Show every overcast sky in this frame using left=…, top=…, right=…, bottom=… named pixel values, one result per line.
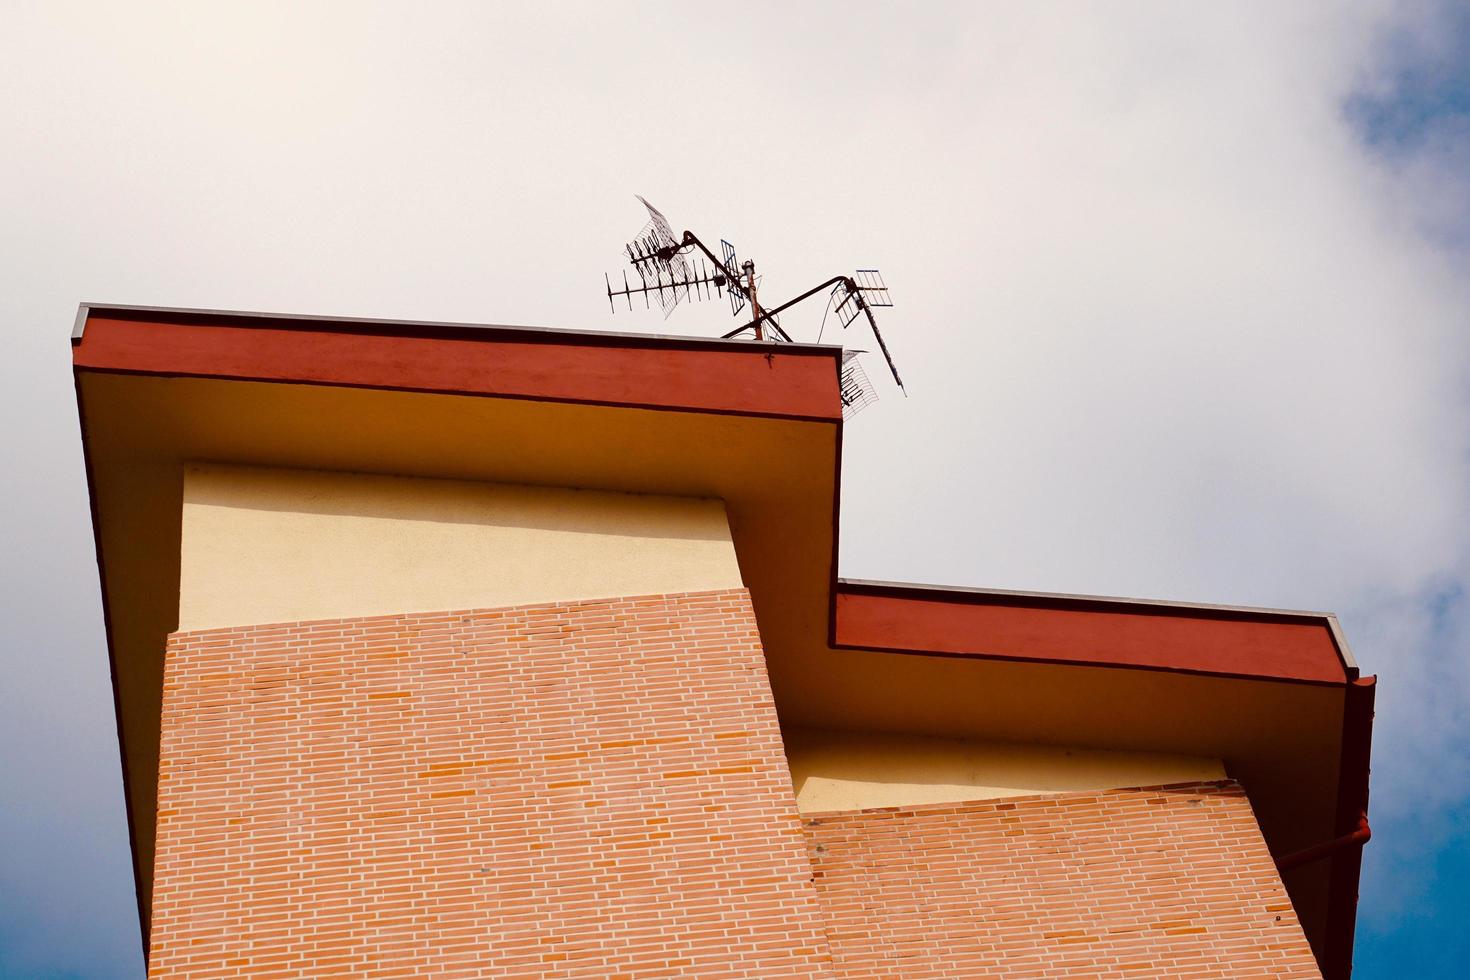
left=3, top=2, right=1469, bottom=976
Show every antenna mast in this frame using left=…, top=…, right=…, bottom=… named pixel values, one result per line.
left=743, top=260, right=762, bottom=341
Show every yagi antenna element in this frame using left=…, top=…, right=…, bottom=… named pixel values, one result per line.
left=602, top=195, right=907, bottom=399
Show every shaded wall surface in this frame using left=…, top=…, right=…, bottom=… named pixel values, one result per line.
left=803, top=782, right=1323, bottom=979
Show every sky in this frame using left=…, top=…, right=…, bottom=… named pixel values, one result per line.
left=1, top=1, right=1468, bottom=976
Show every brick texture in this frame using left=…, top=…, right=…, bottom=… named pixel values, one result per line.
left=151, top=589, right=836, bottom=979
left=803, top=781, right=1322, bottom=979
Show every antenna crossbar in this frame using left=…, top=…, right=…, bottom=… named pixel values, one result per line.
left=722, top=275, right=848, bottom=341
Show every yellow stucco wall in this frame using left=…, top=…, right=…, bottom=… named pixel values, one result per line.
left=786, top=728, right=1225, bottom=813
left=178, top=464, right=743, bottom=631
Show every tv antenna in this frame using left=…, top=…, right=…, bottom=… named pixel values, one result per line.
left=604, top=196, right=905, bottom=417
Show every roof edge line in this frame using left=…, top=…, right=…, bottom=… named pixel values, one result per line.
left=827, top=640, right=1353, bottom=688
left=838, top=576, right=1338, bottom=623
left=71, top=364, right=845, bottom=427
left=74, top=302, right=845, bottom=355
left=71, top=303, right=91, bottom=343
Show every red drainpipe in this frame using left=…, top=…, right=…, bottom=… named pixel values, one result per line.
left=1275, top=813, right=1371, bottom=872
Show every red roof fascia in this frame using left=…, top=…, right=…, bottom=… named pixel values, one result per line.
left=71, top=306, right=843, bottom=422
left=833, top=582, right=1353, bottom=685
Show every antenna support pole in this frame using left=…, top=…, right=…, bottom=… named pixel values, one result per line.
left=673, top=231, right=792, bottom=343
left=744, top=260, right=763, bottom=341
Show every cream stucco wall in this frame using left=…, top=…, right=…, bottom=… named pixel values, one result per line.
left=786, top=728, right=1225, bottom=813
left=178, top=464, right=744, bottom=631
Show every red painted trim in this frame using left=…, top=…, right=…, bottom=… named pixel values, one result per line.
left=834, top=587, right=1349, bottom=685
left=1324, top=676, right=1376, bottom=980
left=72, top=312, right=843, bottom=422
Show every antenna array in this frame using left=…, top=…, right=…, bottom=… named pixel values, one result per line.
left=833, top=269, right=893, bottom=327
left=602, top=196, right=907, bottom=410
left=606, top=260, right=730, bottom=318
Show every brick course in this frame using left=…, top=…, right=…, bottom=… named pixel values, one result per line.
left=803, top=781, right=1322, bottom=979
left=151, top=588, right=836, bottom=979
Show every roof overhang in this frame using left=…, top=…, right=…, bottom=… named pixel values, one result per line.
left=801, top=579, right=1373, bottom=977
left=72, top=303, right=1372, bottom=978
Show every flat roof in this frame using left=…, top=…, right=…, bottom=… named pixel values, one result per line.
left=72, top=303, right=1373, bottom=978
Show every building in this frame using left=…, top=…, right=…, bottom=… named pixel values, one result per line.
left=73, top=303, right=1374, bottom=978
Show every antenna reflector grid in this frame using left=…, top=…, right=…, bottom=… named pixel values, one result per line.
left=832, top=281, right=864, bottom=328
left=839, top=350, right=879, bottom=419
left=623, top=196, right=691, bottom=317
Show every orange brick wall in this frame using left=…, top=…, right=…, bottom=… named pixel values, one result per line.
left=151, top=589, right=836, bottom=979
left=803, top=781, right=1322, bottom=979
